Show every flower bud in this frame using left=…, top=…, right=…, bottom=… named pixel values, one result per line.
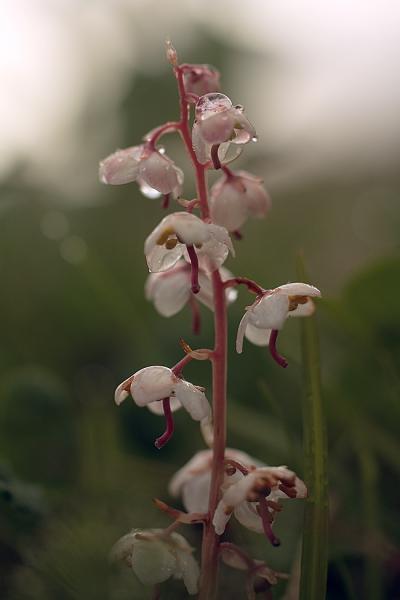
left=184, top=65, right=220, bottom=97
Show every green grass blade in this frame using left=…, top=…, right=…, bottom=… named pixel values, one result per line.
left=298, top=257, right=329, bottom=600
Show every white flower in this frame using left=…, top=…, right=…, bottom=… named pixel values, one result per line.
left=115, top=365, right=210, bottom=423
left=111, top=528, right=200, bottom=595
left=236, top=282, right=321, bottom=354
left=145, top=261, right=237, bottom=318
left=212, top=466, right=307, bottom=542
left=210, top=170, right=271, bottom=232
left=144, top=212, right=234, bottom=274
left=99, top=145, right=183, bottom=198
left=192, top=93, right=256, bottom=166
left=169, top=450, right=306, bottom=546
left=169, top=449, right=262, bottom=514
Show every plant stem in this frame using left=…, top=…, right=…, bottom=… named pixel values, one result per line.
left=199, top=268, right=227, bottom=599
left=174, top=63, right=227, bottom=598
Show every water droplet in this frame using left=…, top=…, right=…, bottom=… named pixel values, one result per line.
left=234, top=104, right=244, bottom=112
left=251, top=136, right=258, bottom=143
left=139, top=181, right=161, bottom=199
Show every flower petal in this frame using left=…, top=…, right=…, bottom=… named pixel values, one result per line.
left=170, top=533, right=200, bottom=595
left=212, top=500, right=233, bottom=535
left=236, top=311, right=251, bottom=354
left=132, top=536, right=176, bottom=585
left=174, top=380, right=211, bottom=421
left=130, top=366, right=175, bottom=406
left=146, top=244, right=184, bottom=273
left=234, top=501, right=264, bottom=533
left=99, top=146, right=142, bottom=185
left=276, top=283, right=321, bottom=297
left=249, top=293, right=289, bottom=330
left=139, top=152, right=183, bottom=195
left=168, top=449, right=213, bottom=498
left=145, top=265, right=191, bottom=317
left=182, top=470, right=211, bottom=514
left=288, top=298, right=316, bottom=318
left=147, top=396, right=182, bottom=415
left=114, top=374, right=135, bottom=405
left=210, top=178, right=248, bottom=231
left=244, top=323, right=271, bottom=347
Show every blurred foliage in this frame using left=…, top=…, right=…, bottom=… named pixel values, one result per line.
left=1, top=35, right=400, bottom=600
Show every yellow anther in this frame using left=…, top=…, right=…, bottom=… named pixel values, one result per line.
left=288, top=295, right=309, bottom=312
left=156, top=226, right=176, bottom=246
left=165, top=237, right=178, bottom=249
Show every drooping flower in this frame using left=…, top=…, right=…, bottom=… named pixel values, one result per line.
left=169, top=448, right=260, bottom=514
left=236, top=282, right=321, bottom=366
left=145, top=261, right=237, bottom=318
left=99, top=145, right=183, bottom=199
left=183, top=65, right=220, bottom=97
left=192, top=93, right=256, bottom=166
left=111, top=528, right=200, bottom=595
left=144, top=212, right=234, bottom=277
left=169, top=450, right=306, bottom=546
left=115, top=365, right=210, bottom=422
left=209, top=170, right=271, bottom=232
left=212, top=465, right=307, bottom=544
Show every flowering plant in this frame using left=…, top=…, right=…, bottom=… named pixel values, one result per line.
left=101, top=42, right=322, bottom=599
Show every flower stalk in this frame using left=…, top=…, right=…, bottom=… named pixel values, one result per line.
left=102, top=42, right=322, bottom=599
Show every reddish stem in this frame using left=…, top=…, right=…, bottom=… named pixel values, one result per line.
left=146, top=121, right=180, bottom=149
left=269, top=329, right=288, bottom=368
left=175, top=62, right=225, bottom=600
left=189, top=295, right=201, bottom=334
left=154, top=398, right=174, bottom=449
left=257, top=496, right=281, bottom=547
left=186, top=244, right=200, bottom=293
left=232, top=229, right=243, bottom=240
left=175, top=65, right=210, bottom=219
left=211, top=144, right=222, bottom=169
left=171, top=353, right=194, bottom=376
left=223, top=277, right=265, bottom=296
left=161, top=193, right=170, bottom=210
left=199, top=269, right=227, bottom=599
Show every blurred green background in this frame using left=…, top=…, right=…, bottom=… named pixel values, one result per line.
left=1, top=3, right=400, bottom=599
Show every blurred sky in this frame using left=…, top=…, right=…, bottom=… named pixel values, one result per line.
left=2, top=0, right=400, bottom=198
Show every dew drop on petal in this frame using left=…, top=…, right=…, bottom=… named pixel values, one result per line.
left=139, top=181, right=162, bottom=199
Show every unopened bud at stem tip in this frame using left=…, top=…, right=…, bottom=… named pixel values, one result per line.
left=165, top=39, right=178, bottom=66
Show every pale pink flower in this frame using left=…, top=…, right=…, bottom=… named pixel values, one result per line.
left=144, top=212, right=234, bottom=274
left=210, top=170, right=271, bottom=232
left=212, top=466, right=307, bottom=544
left=169, top=449, right=306, bottom=546
left=169, top=449, right=262, bottom=514
left=145, top=262, right=237, bottom=318
left=192, top=93, right=256, bottom=165
left=183, top=65, right=220, bottom=97
left=99, top=145, right=183, bottom=198
left=115, top=365, right=210, bottom=423
left=236, top=283, right=321, bottom=356
left=111, top=528, right=200, bottom=595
